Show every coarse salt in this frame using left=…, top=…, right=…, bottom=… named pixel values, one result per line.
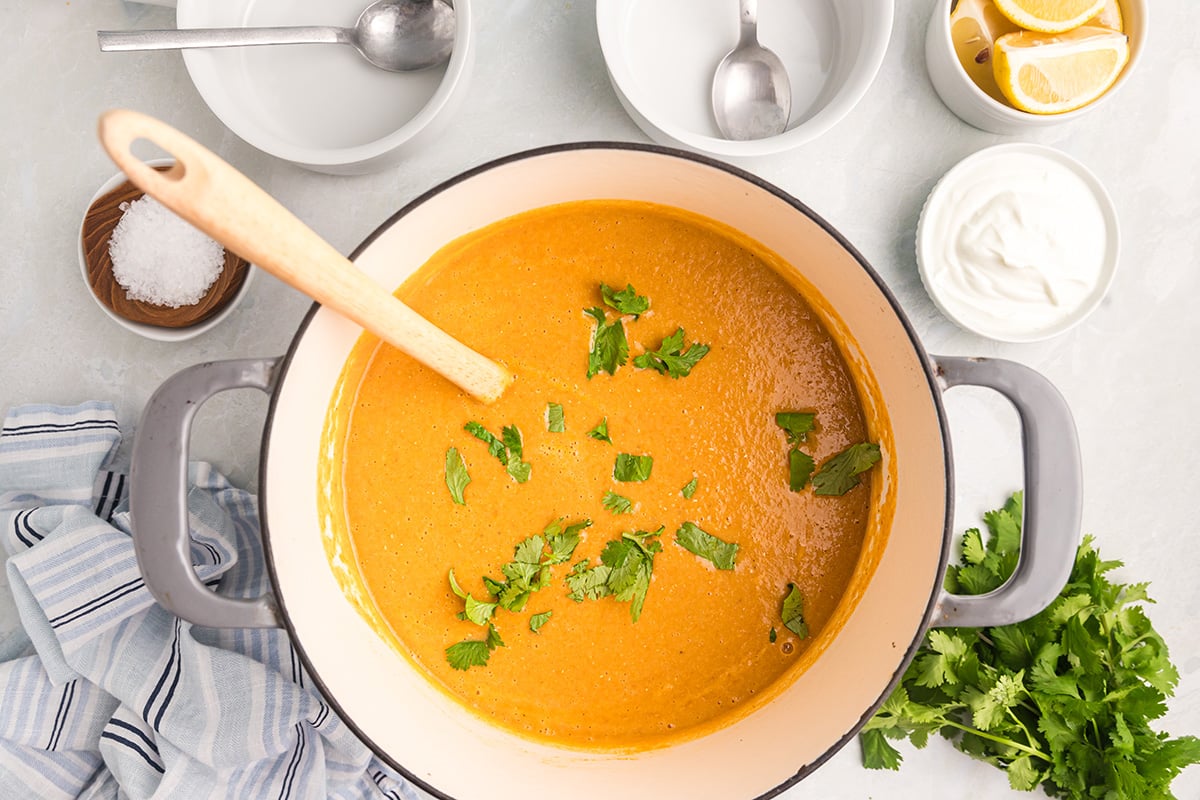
left=108, top=194, right=226, bottom=307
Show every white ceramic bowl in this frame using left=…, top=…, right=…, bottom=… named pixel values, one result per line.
left=915, top=143, right=1120, bottom=342
left=78, top=159, right=255, bottom=342
left=924, top=0, right=1147, bottom=134
left=596, top=0, right=894, bottom=157
left=175, top=0, right=473, bottom=175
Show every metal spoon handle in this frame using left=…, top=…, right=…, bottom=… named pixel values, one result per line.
left=738, top=0, right=759, bottom=43
left=97, top=26, right=348, bottom=53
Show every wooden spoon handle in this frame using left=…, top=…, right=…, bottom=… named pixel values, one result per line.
left=96, top=108, right=512, bottom=404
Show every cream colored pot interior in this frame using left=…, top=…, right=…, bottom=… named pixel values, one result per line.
left=263, top=147, right=949, bottom=799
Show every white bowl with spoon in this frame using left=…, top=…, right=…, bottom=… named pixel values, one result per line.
left=597, top=0, right=894, bottom=157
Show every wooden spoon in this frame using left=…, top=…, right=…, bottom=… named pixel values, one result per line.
left=96, top=108, right=513, bottom=404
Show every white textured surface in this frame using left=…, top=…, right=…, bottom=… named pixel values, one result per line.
left=0, top=1, right=1196, bottom=798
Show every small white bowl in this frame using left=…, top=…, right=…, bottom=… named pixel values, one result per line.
left=596, top=0, right=894, bottom=157
left=78, top=160, right=255, bottom=342
left=175, top=0, right=473, bottom=175
left=915, top=143, right=1120, bottom=343
left=924, top=0, right=1147, bottom=135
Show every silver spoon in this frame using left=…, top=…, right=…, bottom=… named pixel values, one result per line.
left=97, top=0, right=455, bottom=73
left=711, top=0, right=792, bottom=140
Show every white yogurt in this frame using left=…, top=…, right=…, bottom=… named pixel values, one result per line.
left=917, top=144, right=1119, bottom=342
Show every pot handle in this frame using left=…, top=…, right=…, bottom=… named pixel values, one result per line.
left=928, top=356, right=1082, bottom=629
left=130, top=358, right=282, bottom=628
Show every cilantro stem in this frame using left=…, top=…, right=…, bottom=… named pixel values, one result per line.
left=1005, top=707, right=1040, bottom=752
left=939, top=719, right=1049, bottom=762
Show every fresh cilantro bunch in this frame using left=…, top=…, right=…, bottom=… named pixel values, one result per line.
left=860, top=493, right=1200, bottom=797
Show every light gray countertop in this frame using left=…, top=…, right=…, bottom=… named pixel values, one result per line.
left=1, top=1, right=1196, bottom=797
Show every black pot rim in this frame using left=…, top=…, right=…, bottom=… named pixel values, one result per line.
left=258, top=140, right=955, bottom=800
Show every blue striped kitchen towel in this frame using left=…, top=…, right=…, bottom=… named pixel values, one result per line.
left=0, top=402, right=420, bottom=800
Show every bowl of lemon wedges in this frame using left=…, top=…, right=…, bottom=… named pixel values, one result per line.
left=925, top=0, right=1145, bottom=134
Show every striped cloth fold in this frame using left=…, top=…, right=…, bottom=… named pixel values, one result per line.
left=0, top=403, right=419, bottom=800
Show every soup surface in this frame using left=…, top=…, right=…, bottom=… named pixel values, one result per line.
left=324, top=200, right=876, bottom=750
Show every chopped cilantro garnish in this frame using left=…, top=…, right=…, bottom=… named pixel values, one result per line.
left=613, top=453, right=653, bottom=482
left=788, top=449, right=815, bottom=492
left=602, top=490, right=633, bottom=515
left=444, top=447, right=471, bottom=505
left=446, top=622, right=504, bottom=671
left=565, top=559, right=612, bottom=602
left=774, top=411, right=816, bottom=444
left=602, top=528, right=663, bottom=622
left=485, top=623, right=504, bottom=649
left=529, top=611, right=552, bottom=633
left=460, top=594, right=498, bottom=626
left=447, top=568, right=468, bottom=600
left=546, top=402, right=565, bottom=433
left=781, top=583, right=808, bottom=639
left=445, top=639, right=492, bottom=671
left=675, top=522, right=738, bottom=570
left=812, top=442, right=880, bottom=496
left=680, top=477, right=698, bottom=499
left=587, top=417, right=612, bottom=444
left=464, top=421, right=532, bottom=483
left=600, top=283, right=650, bottom=317
left=859, top=493, right=1200, bottom=797
left=566, top=528, right=663, bottom=622
left=633, top=327, right=710, bottom=378
left=484, top=518, right=590, bottom=612
left=448, top=570, right=499, bottom=626
left=585, top=307, right=629, bottom=378
left=770, top=627, right=777, bottom=643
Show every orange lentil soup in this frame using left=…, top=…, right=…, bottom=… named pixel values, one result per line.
left=322, top=200, right=880, bottom=751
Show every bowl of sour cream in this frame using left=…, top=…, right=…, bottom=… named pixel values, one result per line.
left=916, top=142, right=1120, bottom=342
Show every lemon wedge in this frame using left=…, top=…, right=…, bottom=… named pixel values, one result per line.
left=992, top=0, right=1106, bottom=34
left=950, top=0, right=1021, bottom=103
left=993, top=27, right=1129, bottom=114
left=1088, top=0, right=1124, bottom=32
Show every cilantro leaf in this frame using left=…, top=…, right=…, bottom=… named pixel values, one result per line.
left=465, top=421, right=531, bottom=483
left=781, top=583, right=808, bottom=638
left=600, top=283, right=649, bottom=317
left=543, top=518, right=589, bottom=564
left=601, top=528, right=663, bottom=622
left=565, top=559, right=613, bottom=602
left=632, top=327, right=710, bottom=378
left=529, top=611, right=552, bottom=633
left=484, top=520, right=588, bottom=613
left=445, top=640, right=492, bottom=671
left=461, top=594, right=498, bottom=626
left=680, top=477, right=698, bottom=499
left=545, top=402, right=565, bottom=433
left=769, top=627, right=777, bottom=643
left=774, top=411, right=816, bottom=444
left=812, top=442, right=880, bottom=496
left=587, top=417, right=612, bottom=444
left=613, top=453, right=653, bottom=482
left=788, top=449, right=815, bottom=492
left=602, top=491, right=633, bottom=515
left=444, top=447, right=471, bottom=505
left=675, top=521, right=738, bottom=570
left=448, top=569, right=468, bottom=600
left=486, top=623, right=504, bottom=649
left=585, top=307, right=629, bottom=378
left=567, top=528, right=664, bottom=621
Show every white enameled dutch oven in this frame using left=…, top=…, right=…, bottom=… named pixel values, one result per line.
left=129, top=144, right=1082, bottom=800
